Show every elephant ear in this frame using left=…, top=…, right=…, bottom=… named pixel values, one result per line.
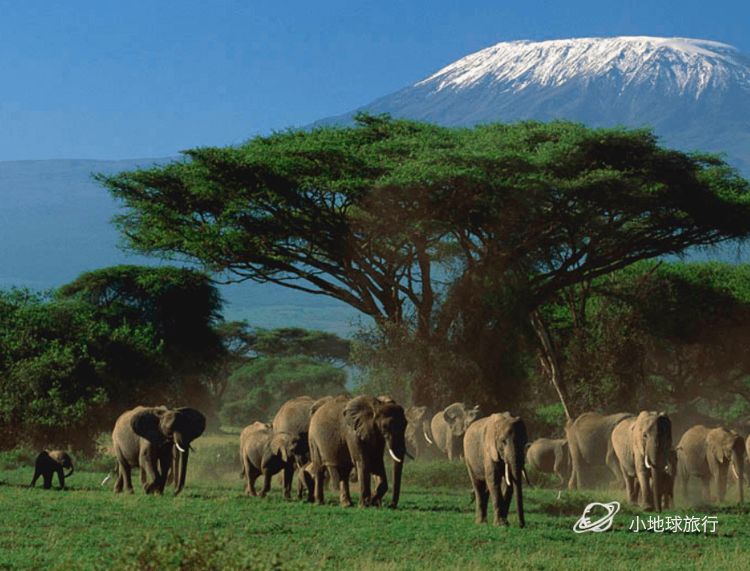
left=443, top=403, right=465, bottom=425
left=131, top=408, right=168, bottom=444
left=344, top=396, right=376, bottom=441
left=270, top=433, right=290, bottom=463
left=173, top=407, right=206, bottom=441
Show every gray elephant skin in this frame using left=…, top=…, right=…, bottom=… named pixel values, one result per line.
left=566, top=411, right=632, bottom=489
left=30, top=450, right=74, bottom=489
left=677, top=425, right=745, bottom=504
left=611, top=411, right=672, bottom=511
left=239, top=421, right=305, bottom=497
left=309, top=395, right=407, bottom=508
left=111, top=405, right=206, bottom=495
left=431, top=403, right=481, bottom=461
left=405, top=405, right=435, bottom=459
left=272, top=395, right=321, bottom=500
left=525, top=438, right=569, bottom=487
left=464, top=412, right=528, bottom=527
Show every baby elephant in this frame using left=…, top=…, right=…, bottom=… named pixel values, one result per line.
left=30, top=450, right=74, bottom=489
left=239, top=422, right=303, bottom=497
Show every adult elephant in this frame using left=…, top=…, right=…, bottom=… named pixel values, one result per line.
left=566, top=411, right=632, bottom=490
left=239, top=422, right=305, bottom=497
left=525, top=438, right=570, bottom=487
left=431, top=403, right=481, bottom=461
left=464, top=412, right=528, bottom=527
left=272, top=395, right=319, bottom=500
left=30, top=450, right=74, bottom=489
left=677, top=425, right=745, bottom=504
left=309, top=395, right=407, bottom=508
left=611, top=411, right=672, bottom=511
left=405, top=405, right=435, bottom=460
left=111, top=405, right=206, bottom=495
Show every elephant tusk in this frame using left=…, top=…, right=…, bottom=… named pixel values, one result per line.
left=423, top=430, right=434, bottom=445
left=732, top=463, right=739, bottom=480
left=505, top=463, right=511, bottom=487
left=388, top=448, right=403, bottom=463
left=100, top=474, right=112, bottom=486
left=175, top=442, right=186, bottom=453
left=645, top=455, right=652, bottom=470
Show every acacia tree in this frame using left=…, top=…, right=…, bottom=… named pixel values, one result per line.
left=100, top=115, right=750, bottom=415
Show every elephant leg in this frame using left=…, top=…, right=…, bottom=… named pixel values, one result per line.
left=260, top=470, right=273, bottom=498
left=371, top=460, right=388, bottom=507
left=635, top=469, right=653, bottom=510
left=43, top=472, right=52, bottom=489
left=487, top=464, right=507, bottom=526
left=246, top=466, right=260, bottom=496
left=355, top=460, right=371, bottom=507
left=469, top=473, right=489, bottom=524
left=328, top=466, right=353, bottom=507
left=701, top=475, right=712, bottom=502
left=302, top=469, right=314, bottom=503
left=30, top=468, right=41, bottom=488
left=282, top=464, right=294, bottom=500
left=500, top=477, right=514, bottom=523
left=567, top=443, right=583, bottom=490
left=56, top=467, right=66, bottom=490
left=313, top=465, right=326, bottom=505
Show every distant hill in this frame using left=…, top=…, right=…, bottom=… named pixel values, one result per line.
left=0, top=159, right=359, bottom=336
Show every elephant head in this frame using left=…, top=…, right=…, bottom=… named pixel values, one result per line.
left=262, top=432, right=307, bottom=473
left=132, top=406, right=206, bottom=495
left=406, top=405, right=433, bottom=446
left=344, top=395, right=408, bottom=507
left=485, top=413, right=528, bottom=527
left=633, top=411, right=672, bottom=511
left=707, top=428, right=745, bottom=504
left=444, top=403, right=481, bottom=437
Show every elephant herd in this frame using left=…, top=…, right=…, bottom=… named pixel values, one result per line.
left=27, top=397, right=750, bottom=528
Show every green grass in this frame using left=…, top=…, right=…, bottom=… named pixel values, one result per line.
left=1, top=439, right=748, bottom=570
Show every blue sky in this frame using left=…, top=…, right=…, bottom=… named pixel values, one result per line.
left=1, top=0, right=748, bottom=160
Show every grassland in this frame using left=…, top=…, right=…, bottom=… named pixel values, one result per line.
left=0, top=435, right=747, bottom=570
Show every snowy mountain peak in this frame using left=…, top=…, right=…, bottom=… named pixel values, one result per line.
left=417, top=36, right=750, bottom=97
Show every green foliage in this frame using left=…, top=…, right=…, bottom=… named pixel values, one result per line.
left=0, top=266, right=224, bottom=451
left=545, top=261, right=750, bottom=414
left=219, top=355, right=346, bottom=425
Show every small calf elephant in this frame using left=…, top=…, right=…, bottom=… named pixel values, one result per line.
left=239, top=422, right=304, bottom=498
left=30, top=450, right=74, bottom=489
left=525, top=438, right=570, bottom=487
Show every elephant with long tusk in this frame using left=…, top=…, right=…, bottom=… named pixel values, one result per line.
left=405, top=406, right=436, bottom=460
left=308, top=394, right=408, bottom=508
left=463, top=412, right=528, bottom=527
left=611, top=411, right=672, bottom=511
left=111, top=405, right=206, bottom=495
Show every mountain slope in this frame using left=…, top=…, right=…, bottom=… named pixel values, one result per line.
left=320, top=37, right=750, bottom=173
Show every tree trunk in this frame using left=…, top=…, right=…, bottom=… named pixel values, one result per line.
left=530, top=310, right=572, bottom=421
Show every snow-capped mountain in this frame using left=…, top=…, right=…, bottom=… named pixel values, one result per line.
left=321, top=37, right=750, bottom=173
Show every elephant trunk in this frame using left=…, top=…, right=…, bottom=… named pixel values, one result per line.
left=511, top=457, right=525, bottom=528
left=388, top=434, right=406, bottom=508
left=174, top=435, right=189, bottom=495
left=651, top=466, right=661, bottom=512
left=732, top=450, right=744, bottom=504
left=65, top=464, right=74, bottom=478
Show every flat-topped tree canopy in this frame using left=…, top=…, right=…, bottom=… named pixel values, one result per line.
left=100, top=115, right=750, bottom=327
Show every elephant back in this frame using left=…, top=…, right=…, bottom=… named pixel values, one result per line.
left=273, top=396, right=316, bottom=435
